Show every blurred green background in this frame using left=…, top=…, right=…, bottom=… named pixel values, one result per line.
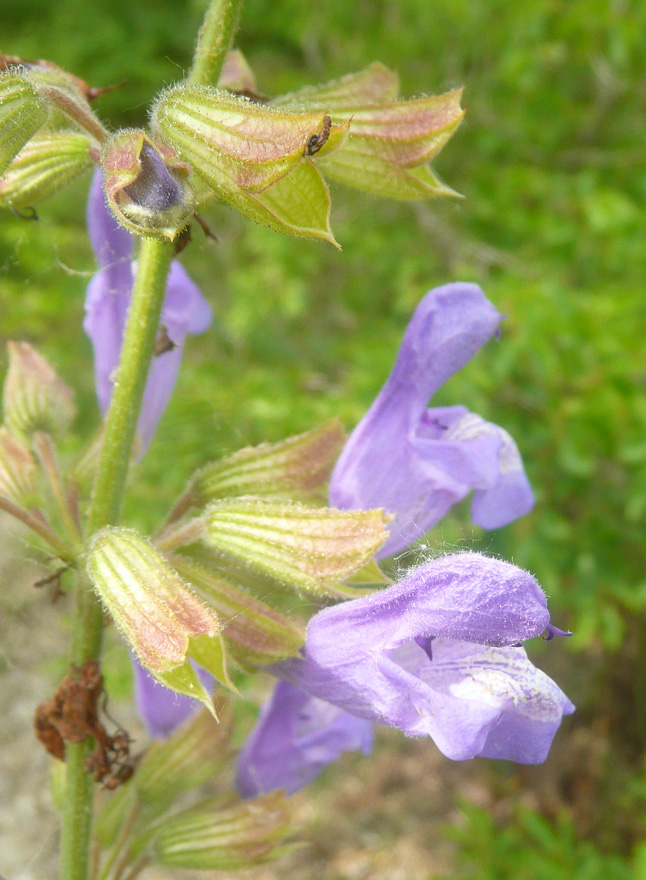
left=1, top=0, right=646, bottom=876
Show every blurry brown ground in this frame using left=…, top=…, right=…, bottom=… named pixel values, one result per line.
left=0, top=533, right=606, bottom=880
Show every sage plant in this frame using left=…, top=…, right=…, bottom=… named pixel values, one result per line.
left=0, top=2, right=572, bottom=878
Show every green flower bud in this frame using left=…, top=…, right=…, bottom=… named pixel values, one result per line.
left=162, top=498, right=387, bottom=597
left=152, top=791, right=291, bottom=870
left=101, top=130, right=195, bottom=240
left=0, top=72, right=48, bottom=175
left=2, top=342, right=75, bottom=441
left=0, top=426, right=38, bottom=505
left=85, top=528, right=234, bottom=714
left=0, top=131, right=93, bottom=209
left=151, top=85, right=347, bottom=244
left=189, top=418, right=346, bottom=506
left=1, top=53, right=107, bottom=138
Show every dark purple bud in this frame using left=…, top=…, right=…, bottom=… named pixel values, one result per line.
left=101, top=129, right=194, bottom=240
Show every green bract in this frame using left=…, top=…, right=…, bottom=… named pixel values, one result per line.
left=274, top=61, right=464, bottom=200
left=2, top=342, right=76, bottom=442
left=85, top=527, right=232, bottom=714
left=0, top=130, right=93, bottom=209
left=152, top=85, right=346, bottom=244
left=0, top=72, right=48, bottom=175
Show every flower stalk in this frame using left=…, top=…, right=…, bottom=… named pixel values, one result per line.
left=59, top=3, right=243, bottom=874
left=188, top=0, right=241, bottom=87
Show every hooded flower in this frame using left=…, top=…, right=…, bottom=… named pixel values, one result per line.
left=236, top=680, right=373, bottom=798
left=330, top=282, right=534, bottom=557
left=83, top=169, right=212, bottom=454
left=271, top=553, right=574, bottom=764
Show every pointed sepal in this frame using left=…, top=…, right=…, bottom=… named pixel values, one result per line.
left=190, top=419, right=346, bottom=506
left=223, top=158, right=338, bottom=244
left=2, top=342, right=75, bottom=441
left=151, top=85, right=342, bottom=244
left=275, top=63, right=464, bottom=200
left=274, top=62, right=399, bottom=111
left=196, top=498, right=387, bottom=596
left=152, top=791, right=291, bottom=870
left=0, top=426, right=39, bottom=505
left=171, top=552, right=305, bottom=665
left=85, top=527, right=228, bottom=713
left=100, top=130, right=195, bottom=240
left=0, top=72, right=48, bottom=175
left=0, top=131, right=93, bottom=209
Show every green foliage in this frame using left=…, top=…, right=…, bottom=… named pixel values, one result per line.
left=435, top=803, right=635, bottom=880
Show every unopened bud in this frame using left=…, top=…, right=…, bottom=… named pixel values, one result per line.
left=199, top=498, right=388, bottom=596
left=0, top=426, right=38, bottom=504
left=217, top=50, right=261, bottom=99
left=190, top=418, right=346, bottom=505
left=0, top=72, right=48, bottom=175
left=0, top=131, right=93, bottom=209
left=101, top=130, right=195, bottom=240
left=152, top=791, right=291, bottom=870
left=1, top=54, right=107, bottom=140
left=3, top=342, right=75, bottom=441
left=85, top=528, right=232, bottom=714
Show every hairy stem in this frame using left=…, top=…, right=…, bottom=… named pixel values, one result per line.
left=40, top=85, right=109, bottom=145
left=0, top=494, right=74, bottom=562
left=188, top=0, right=241, bottom=87
left=60, top=0, right=242, bottom=873
left=60, top=238, right=173, bottom=880
left=33, top=431, right=83, bottom=549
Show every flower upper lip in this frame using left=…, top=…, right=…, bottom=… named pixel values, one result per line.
left=330, top=282, right=535, bottom=556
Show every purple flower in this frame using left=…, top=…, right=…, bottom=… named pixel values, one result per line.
left=236, top=680, right=373, bottom=798
left=83, top=170, right=212, bottom=454
left=271, top=553, right=574, bottom=764
left=330, top=282, right=534, bottom=557
left=133, top=660, right=215, bottom=739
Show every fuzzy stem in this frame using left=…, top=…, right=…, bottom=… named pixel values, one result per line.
left=188, top=0, right=242, bottom=87
left=40, top=85, right=109, bottom=144
left=33, top=431, right=83, bottom=549
left=0, top=494, right=74, bottom=563
left=59, top=237, right=174, bottom=880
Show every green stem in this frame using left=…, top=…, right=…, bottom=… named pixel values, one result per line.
left=60, top=3, right=243, bottom=874
left=188, top=0, right=241, bottom=86
left=33, top=431, right=83, bottom=549
left=60, top=238, right=173, bottom=880
left=88, top=239, right=174, bottom=534
left=0, top=494, right=74, bottom=563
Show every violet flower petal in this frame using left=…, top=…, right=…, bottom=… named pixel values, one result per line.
left=298, top=552, right=550, bottom=655
left=86, top=168, right=133, bottom=277
left=236, top=680, right=373, bottom=798
left=374, top=638, right=574, bottom=761
left=133, top=659, right=215, bottom=739
left=271, top=553, right=573, bottom=761
left=330, top=283, right=534, bottom=556
left=83, top=170, right=212, bottom=454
